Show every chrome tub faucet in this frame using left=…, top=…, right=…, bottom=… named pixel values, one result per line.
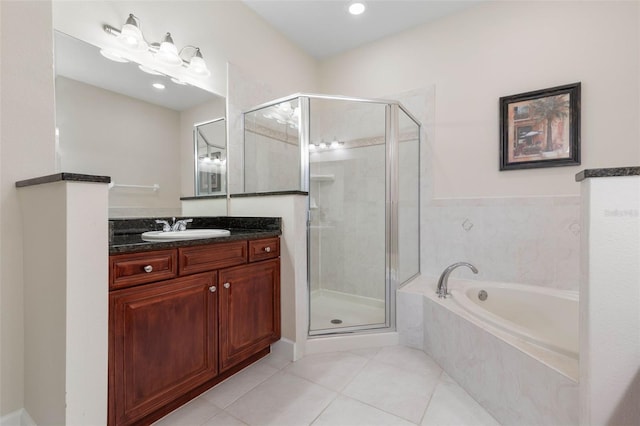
left=436, top=262, right=478, bottom=298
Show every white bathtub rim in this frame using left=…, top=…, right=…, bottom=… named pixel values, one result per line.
left=449, top=281, right=579, bottom=360
left=401, top=275, right=579, bottom=382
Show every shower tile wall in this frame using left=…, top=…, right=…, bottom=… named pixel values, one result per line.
left=310, top=145, right=386, bottom=300
left=244, top=132, right=300, bottom=193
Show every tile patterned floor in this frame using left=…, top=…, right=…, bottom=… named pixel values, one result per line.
left=153, top=345, right=501, bottom=426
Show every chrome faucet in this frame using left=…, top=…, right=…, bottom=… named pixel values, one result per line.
left=172, top=218, right=193, bottom=231
left=155, top=217, right=193, bottom=232
left=436, top=262, right=478, bottom=298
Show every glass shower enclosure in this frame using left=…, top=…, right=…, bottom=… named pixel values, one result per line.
left=244, top=94, right=420, bottom=336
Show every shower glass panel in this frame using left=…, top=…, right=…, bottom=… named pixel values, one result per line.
left=398, top=108, right=421, bottom=283
left=243, top=98, right=301, bottom=193
left=308, top=98, right=388, bottom=334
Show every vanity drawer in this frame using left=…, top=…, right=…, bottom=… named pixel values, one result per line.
left=179, top=241, right=247, bottom=275
left=248, top=237, right=280, bottom=262
left=110, top=249, right=178, bottom=290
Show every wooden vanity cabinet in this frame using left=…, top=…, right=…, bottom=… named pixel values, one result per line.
left=108, top=237, right=280, bottom=426
left=109, top=272, right=218, bottom=426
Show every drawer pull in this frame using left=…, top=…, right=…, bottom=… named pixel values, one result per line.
left=223, top=282, right=231, bottom=289
left=143, top=265, right=153, bottom=273
left=264, top=246, right=271, bottom=253
left=209, top=286, right=217, bottom=293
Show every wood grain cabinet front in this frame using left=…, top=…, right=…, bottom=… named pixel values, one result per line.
left=108, top=237, right=280, bottom=425
left=109, top=272, right=218, bottom=425
left=109, top=249, right=177, bottom=290
left=219, top=258, right=281, bottom=372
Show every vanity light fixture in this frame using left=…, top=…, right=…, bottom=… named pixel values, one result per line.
left=348, top=2, right=366, bottom=15
left=101, top=13, right=211, bottom=79
left=116, top=14, right=148, bottom=51
left=186, top=48, right=211, bottom=77
left=155, top=33, right=182, bottom=66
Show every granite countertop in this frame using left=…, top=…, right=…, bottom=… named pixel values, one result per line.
left=575, top=166, right=640, bottom=182
left=110, top=229, right=281, bottom=254
left=110, top=216, right=281, bottom=254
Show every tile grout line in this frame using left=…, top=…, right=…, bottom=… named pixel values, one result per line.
left=417, top=368, right=444, bottom=425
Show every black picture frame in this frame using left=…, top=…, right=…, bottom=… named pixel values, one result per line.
left=500, top=82, right=581, bottom=171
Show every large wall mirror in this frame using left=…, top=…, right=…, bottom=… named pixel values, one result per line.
left=54, top=30, right=227, bottom=217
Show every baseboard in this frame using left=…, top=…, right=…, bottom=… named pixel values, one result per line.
left=0, top=409, right=36, bottom=426
left=271, top=338, right=295, bottom=361
left=305, top=331, right=399, bottom=355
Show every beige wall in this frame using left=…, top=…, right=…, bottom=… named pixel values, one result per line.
left=1, top=0, right=57, bottom=417
left=319, top=0, right=640, bottom=198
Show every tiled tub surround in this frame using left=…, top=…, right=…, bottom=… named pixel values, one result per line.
left=422, top=196, right=581, bottom=291
left=109, top=216, right=281, bottom=253
left=398, top=276, right=578, bottom=425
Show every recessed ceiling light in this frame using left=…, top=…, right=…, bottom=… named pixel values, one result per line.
left=348, top=2, right=366, bottom=15
left=152, top=83, right=165, bottom=90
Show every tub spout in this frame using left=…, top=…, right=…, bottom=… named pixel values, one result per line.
left=436, top=262, right=478, bottom=298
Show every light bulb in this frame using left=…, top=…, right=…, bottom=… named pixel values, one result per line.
left=319, top=142, right=327, bottom=149
left=349, top=2, right=366, bottom=15
left=152, top=82, right=165, bottom=90
left=187, top=49, right=210, bottom=77
left=117, top=14, right=147, bottom=51
left=155, top=33, right=182, bottom=66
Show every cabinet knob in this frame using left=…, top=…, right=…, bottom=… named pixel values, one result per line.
left=223, top=282, right=231, bottom=289
left=143, top=265, right=153, bottom=273
left=264, top=246, right=271, bottom=253
left=209, top=286, right=217, bottom=293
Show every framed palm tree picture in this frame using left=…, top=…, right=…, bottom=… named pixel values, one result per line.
left=500, top=82, right=580, bottom=170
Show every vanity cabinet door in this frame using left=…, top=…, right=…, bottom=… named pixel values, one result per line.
left=109, top=272, right=218, bottom=425
left=218, top=259, right=281, bottom=372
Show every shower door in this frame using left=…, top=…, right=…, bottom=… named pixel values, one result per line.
left=308, top=98, right=389, bottom=335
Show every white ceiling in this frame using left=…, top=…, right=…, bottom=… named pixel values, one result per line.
left=243, top=0, right=482, bottom=59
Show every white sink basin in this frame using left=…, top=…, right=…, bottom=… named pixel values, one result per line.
left=141, top=229, right=231, bottom=241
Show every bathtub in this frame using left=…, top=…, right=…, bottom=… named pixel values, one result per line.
left=450, top=281, right=579, bottom=360
left=397, top=276, right=579, bottom=425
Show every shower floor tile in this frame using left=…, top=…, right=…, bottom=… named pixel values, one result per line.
left=152, top=345, right=501, bottom=426
left=310, top=290, right=386, bottom=331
